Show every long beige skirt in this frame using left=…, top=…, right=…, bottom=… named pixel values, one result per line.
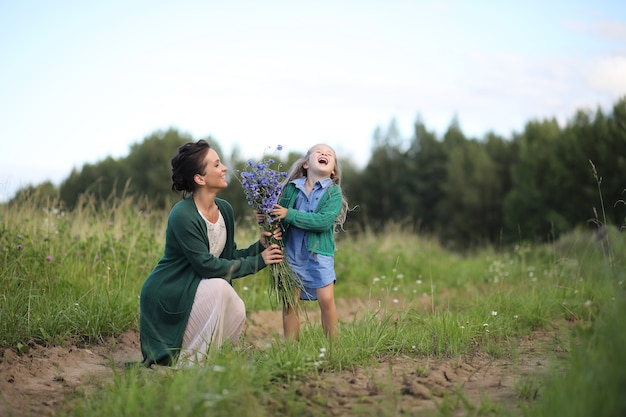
left=178, top=278, right=246, bottom=365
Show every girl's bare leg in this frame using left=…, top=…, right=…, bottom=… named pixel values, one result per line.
left=316, top=283, right=337, bottom=341
left=282, top=288, right=301, bottom=340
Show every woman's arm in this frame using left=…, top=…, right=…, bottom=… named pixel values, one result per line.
left=167, top=200, right=266, bottom=281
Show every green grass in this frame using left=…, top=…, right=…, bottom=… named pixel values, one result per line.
left=1, top=196, right=625, bottom=416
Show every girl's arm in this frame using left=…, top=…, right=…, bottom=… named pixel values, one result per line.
left=281, top=186, right=343, bottom=232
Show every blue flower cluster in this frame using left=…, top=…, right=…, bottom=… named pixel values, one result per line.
left=237, top=146, right=301, bottom=309
left=240, top=158, right=288, bottom=220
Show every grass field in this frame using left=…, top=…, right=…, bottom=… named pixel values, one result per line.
left=1, top=195, right=625, bottom=416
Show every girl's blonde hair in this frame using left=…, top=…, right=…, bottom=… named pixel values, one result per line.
left=284, top=144, right=349, bottom=230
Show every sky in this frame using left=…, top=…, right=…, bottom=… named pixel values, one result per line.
left=1, top=0, right=625, bottom=202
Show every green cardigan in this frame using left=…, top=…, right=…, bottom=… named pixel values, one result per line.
left=140, top=197, right=266, bottom=365
left=278, top=182, right=343, bottom=256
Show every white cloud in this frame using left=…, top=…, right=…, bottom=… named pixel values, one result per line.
left=589, top=56, right=626, bottom=96
left=592, top=19, right=626, bottom=43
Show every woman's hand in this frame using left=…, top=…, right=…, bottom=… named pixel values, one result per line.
left=252, top=209, right=265, bottom=224
left=270, top=204, right=288, bottom=220
left=261, top=243, right=283, bottom=265
left=260, top=226, right=282, bottom=248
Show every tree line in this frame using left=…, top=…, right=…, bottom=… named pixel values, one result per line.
left=10, top=97, right=626, bottom=249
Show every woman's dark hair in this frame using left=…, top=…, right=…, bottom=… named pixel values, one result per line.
left=171, top=140, right=211, bottom=194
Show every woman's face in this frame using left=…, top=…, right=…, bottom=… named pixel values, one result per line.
left=196, top=148, right=228, bottom=191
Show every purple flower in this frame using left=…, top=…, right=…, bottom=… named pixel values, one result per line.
left=16, top=244, right=23, bottom=250
left=277, top=144, right=283, bottom=151
left=46, top=255, right=53, bottom=262
left=237, top=148, right=300, bottom=309
left=239, top=158, right=287, bottom=219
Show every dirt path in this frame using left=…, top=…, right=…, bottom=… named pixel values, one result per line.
left=0, top=300, right=559, bottom=416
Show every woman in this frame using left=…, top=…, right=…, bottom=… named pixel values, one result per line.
left=140, top=140, right=283, bottom=366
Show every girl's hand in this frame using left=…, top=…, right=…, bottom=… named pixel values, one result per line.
left=270, top=204, right=288, bottom=220
left=261, top=244, right=283, bottom=265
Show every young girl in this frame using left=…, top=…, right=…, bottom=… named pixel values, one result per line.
left=269, top=144, right=349, bottom=341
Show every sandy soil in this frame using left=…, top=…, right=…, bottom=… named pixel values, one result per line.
left=0, top=298, right=560, bottom=416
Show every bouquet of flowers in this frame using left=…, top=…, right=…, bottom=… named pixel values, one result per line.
left=239, top=148, right=300, bottom=309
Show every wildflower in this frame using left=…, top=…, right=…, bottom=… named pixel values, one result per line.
left=318, top=347, right=327, bottom=359
left=491, top=310, right=498, bottom=316
left=238, top=149, right=299, bottom=309
left=46, top=255, right=53, bottom=262
left=416, top=280, right=422, bottom=285
left=393, top=298, right=399, bottom=303
left=212, top=365, right=226, bottom=372
left=16, top=244, right=23, bottom=250
left=584, top=300, right=592, bottom=308
left=276, top=144, right=283, bottom=151
left=514, top=315, right=519, bottom=319
left=240, top=159, right=287, bottom=218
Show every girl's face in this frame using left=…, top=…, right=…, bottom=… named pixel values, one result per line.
left=195, top=148, right=228, bottom=190
left=304, top=144, right=336, bottom=178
